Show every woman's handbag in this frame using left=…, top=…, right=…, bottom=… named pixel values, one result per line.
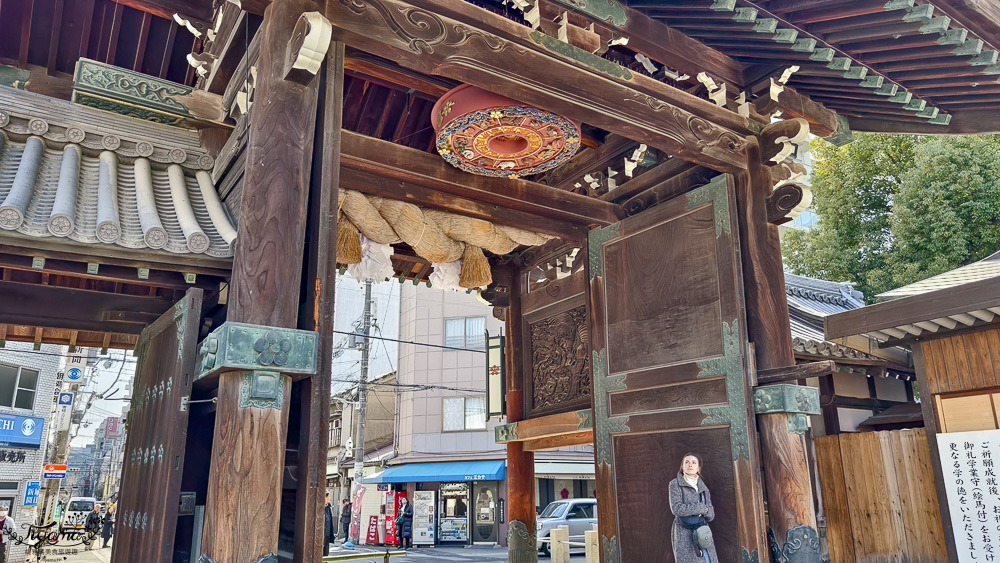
left=691, top=524, right=714, bottom=550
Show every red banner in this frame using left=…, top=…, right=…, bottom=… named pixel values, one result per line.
left=366, top=515, right=380, bottom=545
left=349, top=486, right=366, bottom=544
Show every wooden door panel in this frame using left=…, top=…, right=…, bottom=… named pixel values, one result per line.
left=112, top=288, right=202, bottom=563
left=589, top=176, right=764, bottom=563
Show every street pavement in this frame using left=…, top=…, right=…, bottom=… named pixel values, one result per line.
left=47, top=542, right=583, bottom=562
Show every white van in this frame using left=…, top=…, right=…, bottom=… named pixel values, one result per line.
left=61, top=497, right=98, bottom=533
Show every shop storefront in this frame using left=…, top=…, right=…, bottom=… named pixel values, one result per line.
left=365, top=460, right=506, bottom=546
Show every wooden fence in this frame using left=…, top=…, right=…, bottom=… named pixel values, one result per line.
left=814, top=428, right=946, bottom=563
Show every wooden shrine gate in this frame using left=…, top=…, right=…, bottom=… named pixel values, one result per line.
left=112, top=289, right=203, bottom=562
left=588, top=175, right=766, bottom=562
left=815, top=428, right=946, bottom=563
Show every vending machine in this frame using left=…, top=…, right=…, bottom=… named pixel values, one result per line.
left=412, top=490, right=436, bottom=546
left=384, top=490, right=401, bottom=546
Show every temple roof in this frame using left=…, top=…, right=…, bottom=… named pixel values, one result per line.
left=0, top=86, right=235, bottom=261
left=878, top=249, right=1000, bottom=300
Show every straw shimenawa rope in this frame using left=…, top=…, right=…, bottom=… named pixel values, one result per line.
left=336, top=189, right=554, bottom=288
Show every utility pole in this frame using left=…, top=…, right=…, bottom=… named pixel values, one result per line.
left=40, top=379, right=79, bottom=524
left=350, top=280, right=373, bottom=498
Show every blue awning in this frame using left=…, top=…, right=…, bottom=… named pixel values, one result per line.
left=364, top=460, right=506, bottom=484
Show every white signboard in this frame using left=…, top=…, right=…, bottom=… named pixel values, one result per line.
left=412, top=490, right=436, bottom=546
left=937, top=429, right=1000, bottom=563
left=53, top=393, right=73, bottom=432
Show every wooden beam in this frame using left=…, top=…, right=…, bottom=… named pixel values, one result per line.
left=753, top=85, right=841, bottom=138
left=344, top=50, right=457, bottom=99
left=18, top=0, right=33, bottom=68
left=523, top=431, right=594, bottom=451
left=756, top=360, right=836, bottom=385
left=495, top=409, right=592, bottom=443
left=47, top=0, right=65, bottom=76
left=0, top=280, right=173, bottom=334
left=847, top=110, right=1000, bottom=134
left=538, top=134, right=635, bottom=191
left=601, top=157, right=699, bottom=202
left=930, top=0, right=1000, bottom=57
left=109, top=0, right=211, bottom=23
left=825, top=275, right=1000, bottom=340
left=0, top=253, right=218, bottom=290
left=339, top=168, right=587, bottom=241
left=537, top=0, right=744, bottom=86
left=324, top=0, right=751, bottom=172
left=340, top=131, right=623, bottom=228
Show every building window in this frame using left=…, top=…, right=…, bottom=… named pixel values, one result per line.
left=443, top=397, right=487, bottom=431
left=0, top=482, right=17, bottom=517
left=444, top=317, right=486, bottom=349
left=0, top=363, right=38, bottom=410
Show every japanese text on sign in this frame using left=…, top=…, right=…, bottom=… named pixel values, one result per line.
left=938, top=430, right=1000, bottom=563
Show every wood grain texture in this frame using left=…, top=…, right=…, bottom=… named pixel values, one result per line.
left=921, top=328, right=1000, bottom=395
left=505, top=264, right=537, bottom=546
left=225, top=0, right=323, bottom=328
left=814, top=435, right=856, bottom=563
left=292, top=41, right=345, bottom=563
left=523, top=431, right=593, bottom=452
left=202, top=0, right=322, bottom=560
left=613, top=429, right=739, bottom=563
left=816, top=430, right=946, bottom=563
left=111, top=289, right=202, bottom=563
left=200, top=371, right=293, bottom=562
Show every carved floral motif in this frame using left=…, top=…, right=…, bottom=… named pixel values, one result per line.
left=530, top=306, right=591, bottom=412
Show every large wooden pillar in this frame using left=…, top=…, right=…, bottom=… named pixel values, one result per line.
left=734, top=137, right=821, bottom=563
left=504, top=266, right=538, bottom=563
left=292, top=41, right=346, bottom=562
left=200, top=1, right=324, bottom=561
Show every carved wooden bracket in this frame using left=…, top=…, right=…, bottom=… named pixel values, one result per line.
left=284, top=12, right=333, bottom=84
left=759, top=117, right=809, bottom=163
left=765, top=181, right=811, bottom=226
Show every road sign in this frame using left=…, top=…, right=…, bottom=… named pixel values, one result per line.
left=23, top=481, right=40, bottom=506
left=53, top=393, right=73, bottom=432
left=66, top=367, right=83, bottom=381
left=43, top=464, right=67, bottom=479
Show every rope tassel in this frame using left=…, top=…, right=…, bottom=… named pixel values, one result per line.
left=336, top=213, right=363, bottom=264
left=459, top=244, right=492, bottom=288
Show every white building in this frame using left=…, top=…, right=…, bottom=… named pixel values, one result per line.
left=0, top=342, right=61, bottom=562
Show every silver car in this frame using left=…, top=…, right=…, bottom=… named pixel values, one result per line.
left=536, top=499, right=597, bottom=556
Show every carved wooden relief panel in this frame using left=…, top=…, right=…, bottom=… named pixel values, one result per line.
left=519, top=246, right=592, bottom=419
left=528, top=305, right=591, bottom=416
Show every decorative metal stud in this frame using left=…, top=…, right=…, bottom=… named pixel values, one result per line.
left=184, top=272, right=197, bottom=284
left=138, top=267, right=150, bottom=280
left=31, top=257, right=45, bottom=270
left=87, top=263, right=100, bottom=274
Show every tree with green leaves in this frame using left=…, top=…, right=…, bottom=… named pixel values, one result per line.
left=782, top=133, right=1000, bottom=302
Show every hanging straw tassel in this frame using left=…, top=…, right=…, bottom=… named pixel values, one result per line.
left=337, top=214, right=363, bottom=264
left=459, top=245, right=492, bottom=288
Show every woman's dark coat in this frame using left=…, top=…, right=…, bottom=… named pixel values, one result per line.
left=101, top=513, right=115, bottom=539
left=324, top=503, right=335, bottom=544
left=668, top=473, right=719, bottom=563
left=397, top=502, right=414, bottom=539
left=340, top=502, right=352, bottom=537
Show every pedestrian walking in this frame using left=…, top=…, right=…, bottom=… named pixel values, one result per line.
left=669, top=453, right=718, bottom=563
left=395, top=496, right=413, bottom=549
left=85, top=504, right=102, bottom=551
left=339, top=499, right=352, bottom=542
left=0, top=508, right=15, bottom=563
left=102, top=506, right=115, bottom=549
left=324, top=493, right=335, bottom=555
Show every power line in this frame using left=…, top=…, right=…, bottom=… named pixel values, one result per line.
left=332, top=330, right=485, bottom=354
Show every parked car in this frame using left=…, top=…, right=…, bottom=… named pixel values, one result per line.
left=536, top=498, right=597, bottom=556
left=61, top=497, right=97, bottom=534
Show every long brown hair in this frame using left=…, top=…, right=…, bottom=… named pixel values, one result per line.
left=679, top=452, right=703, bottom=476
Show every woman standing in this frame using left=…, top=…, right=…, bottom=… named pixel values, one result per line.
left=101, top=506, right=115, bottom=549
left=668, top=453, right=718, bottom=563
left=396, top=496, right=414, bottom=549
